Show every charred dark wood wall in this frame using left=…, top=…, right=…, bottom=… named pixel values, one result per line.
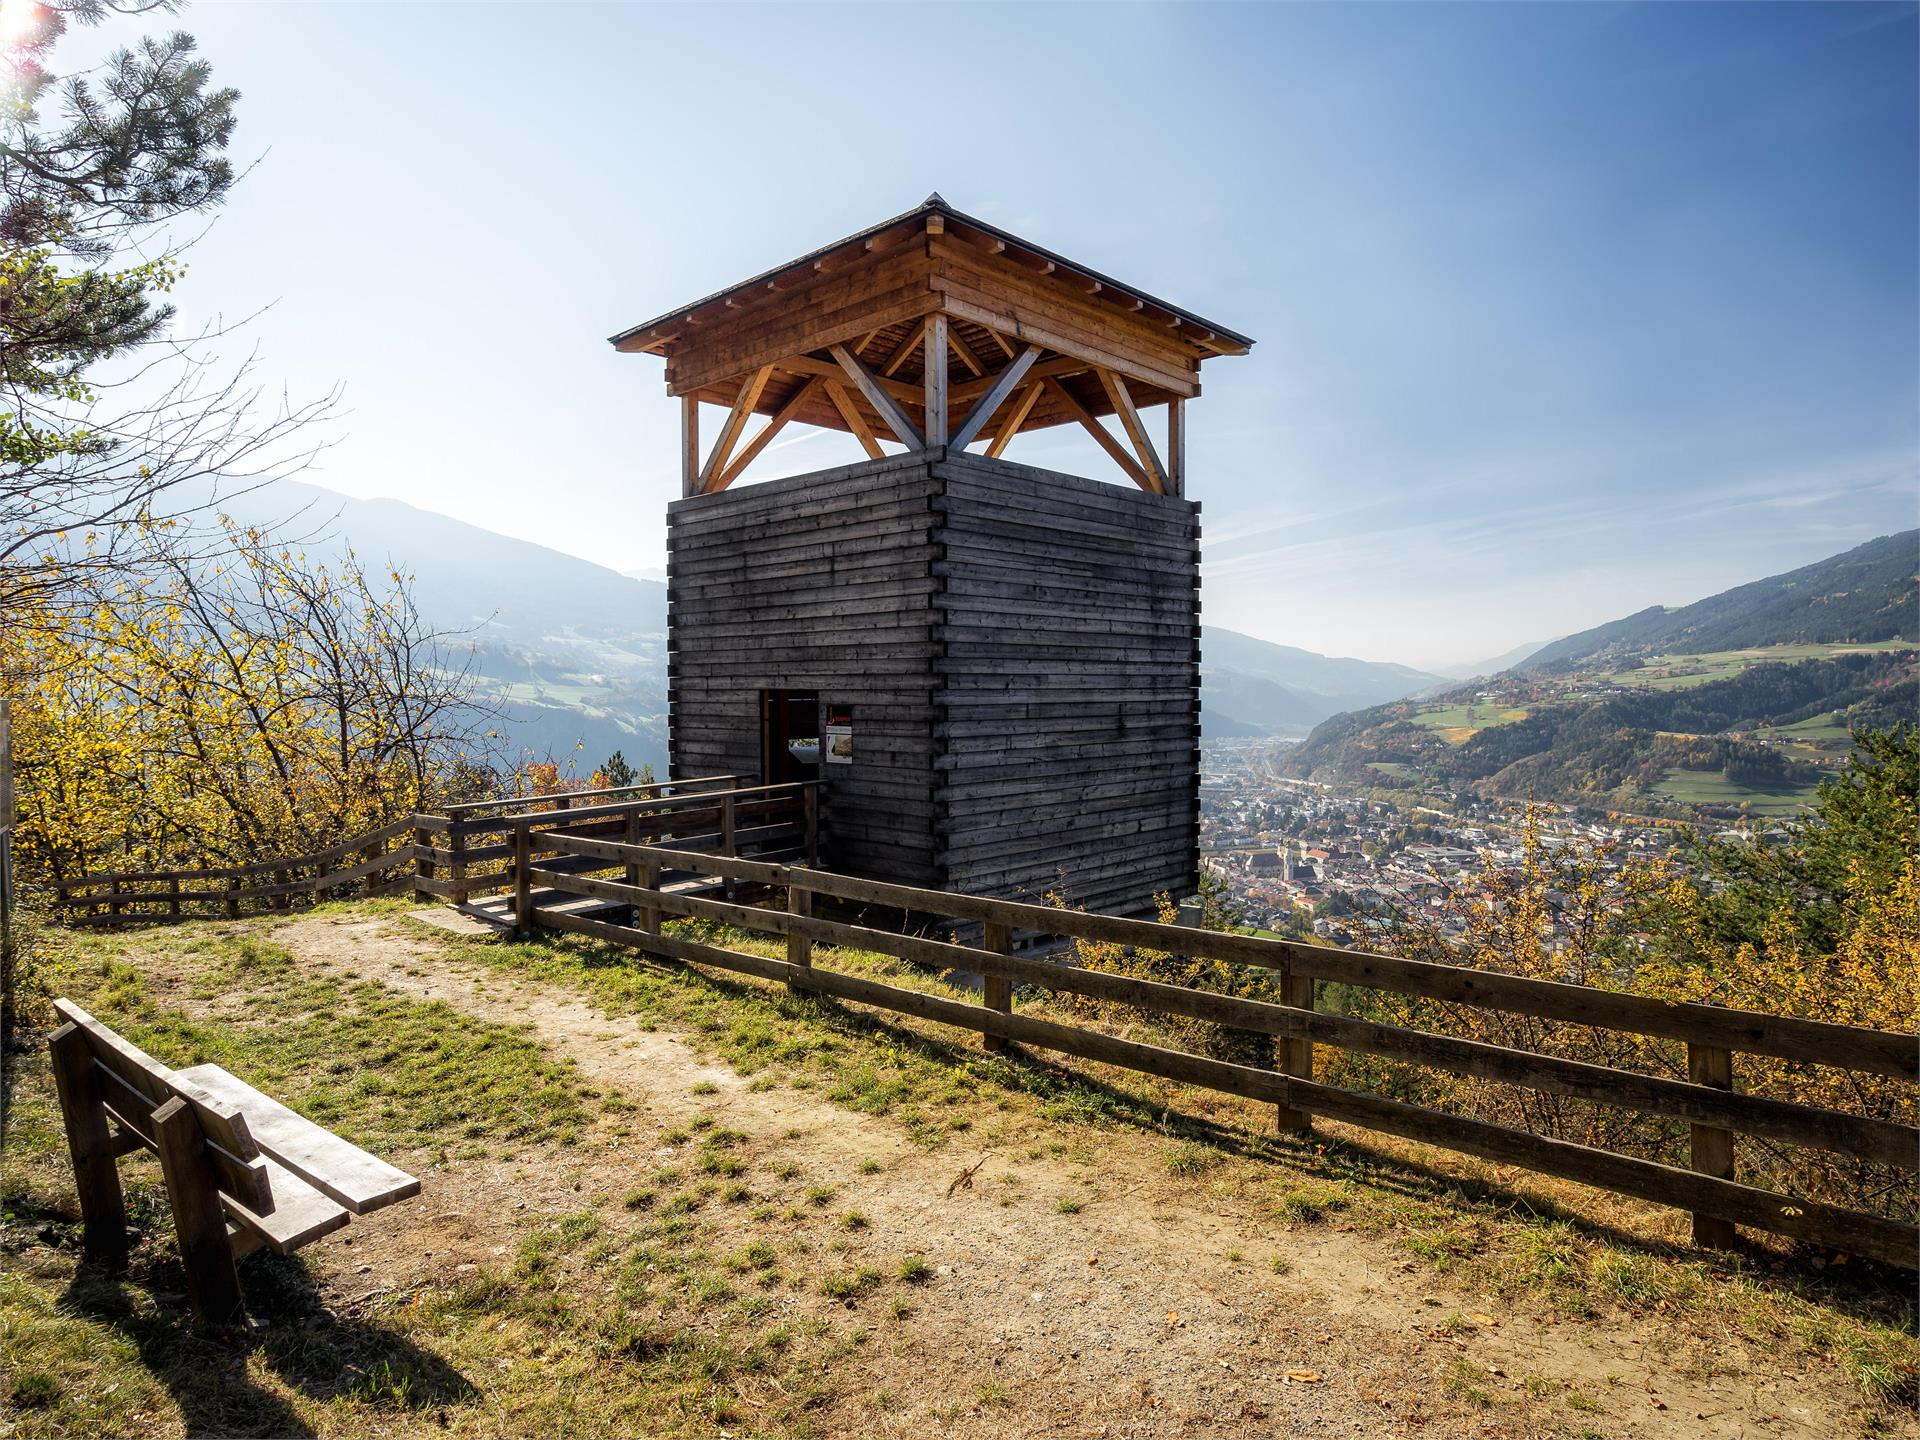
left=929, top=453, right=1200, bottom=914
left=666, top=448, right=1200, bottom=912
left=667, top=453, right=943, bottom=883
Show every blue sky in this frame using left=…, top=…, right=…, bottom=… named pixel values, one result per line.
left=75, top=1, right=1919, bottom=670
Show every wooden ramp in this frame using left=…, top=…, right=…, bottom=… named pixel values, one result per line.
left=424, top=866, right=741, bottom=936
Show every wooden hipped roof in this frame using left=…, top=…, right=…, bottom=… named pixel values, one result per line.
left=614, top=195, right=1253, bottom=495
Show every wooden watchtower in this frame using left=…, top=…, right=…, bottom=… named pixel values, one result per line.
left=611, top=195, right=1251, bottom=915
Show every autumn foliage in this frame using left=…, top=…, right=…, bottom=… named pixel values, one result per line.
left=0, top=519, right=491, bottom=880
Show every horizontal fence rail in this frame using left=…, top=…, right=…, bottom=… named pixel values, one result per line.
left=417, top=781, right=819, bottom=910
left=513, top=837, right=1919, bottom=1269
left=52, top=817, right=425, bottom=926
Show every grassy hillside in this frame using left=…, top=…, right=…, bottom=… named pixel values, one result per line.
left=1283, top=647, right=1916, bottom=817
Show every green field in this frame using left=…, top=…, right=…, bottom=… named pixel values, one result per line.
left=1607, top=640, right=1914, bottom=691
left=1367, top=761, right=1417, bottom=779
left=1407, top=702, right=1529, bottom=743
left=1646, top=767, right=1820, bottom=816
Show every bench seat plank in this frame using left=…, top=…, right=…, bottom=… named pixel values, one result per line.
left=220, top=1153, right=350, bottom=1254
left=175, top=1063, right=421, bottom=1215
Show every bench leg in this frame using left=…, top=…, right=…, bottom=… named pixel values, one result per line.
left=152, top=1097, right=244, bottom=1324
left=48, top=1024, right=130, bottom=1271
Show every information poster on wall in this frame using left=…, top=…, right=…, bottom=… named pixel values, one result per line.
left=824, top=703, right=854, bottom=765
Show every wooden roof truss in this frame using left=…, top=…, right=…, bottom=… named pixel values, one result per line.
left=616, top=197, right=1249, bottom=500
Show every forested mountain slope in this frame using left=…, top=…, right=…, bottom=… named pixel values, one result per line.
left=1521, top=531, right=1916, bottom=675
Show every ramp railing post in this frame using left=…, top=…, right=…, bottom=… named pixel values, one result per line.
left=622, top=806, right=642, bottom=925
left=721, top=793, right=737, bottom=901
left=638, top=857, right=661, bottom=953
left=803, top=785, right=819, bottom=865
left=512, top=821, right=532, bottom=937
left=448, top=825, right=468, bottom=907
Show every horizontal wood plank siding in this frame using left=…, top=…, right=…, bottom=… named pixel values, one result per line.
left=931, top=453, right=1200, bottom=915
left=668, top=453, right=943, bottom=884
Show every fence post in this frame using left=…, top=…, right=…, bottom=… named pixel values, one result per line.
left=1274, top=955, right=1315, bottom=1136
left=361, top=837, right=381, bottom=897
left=721, top=794, right=737, bottom=901
left=803, top=785, right=819, bottom=865
left=637, top=858, right=661, bottom=952
left=1687, top=1042, right=1737, bottom=1249
left=786, top=872, right=812, bottom=992
left=414, top=821, right=436, bottom=901
left=512, top=821, right=532, bottom=938
left=225, top=875, right=240, bottom=919
left=981, top=920, right=1013, bottom=1055
left=448, top=826, right=469, bottom=908
left=167, top=876, right=181, bottom=923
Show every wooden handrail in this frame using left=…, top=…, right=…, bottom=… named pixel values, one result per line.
left=441, top=773, right=742, bottom=816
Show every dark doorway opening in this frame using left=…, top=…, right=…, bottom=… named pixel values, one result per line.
left=760, top=690, right=820, bottom=784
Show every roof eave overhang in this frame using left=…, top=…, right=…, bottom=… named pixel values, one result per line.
left=608, top=196, right=1255, bottom=358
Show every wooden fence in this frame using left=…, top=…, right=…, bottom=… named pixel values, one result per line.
left=52, top=817, right=424, bottom=927
left=514, top=833, right=1920, bottom=1269
left=46, top=775, right=816, bottom=926
left=410, top=780, right=817, bottom=907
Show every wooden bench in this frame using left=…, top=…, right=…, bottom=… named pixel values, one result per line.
left=47, top=998, right=421, bottom=1323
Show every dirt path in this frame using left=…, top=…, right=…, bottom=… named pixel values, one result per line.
left=254, top=911, right=1872, bottom=1439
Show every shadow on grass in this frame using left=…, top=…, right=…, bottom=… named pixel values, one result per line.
left=45, top=1223, right=477, bottom=1437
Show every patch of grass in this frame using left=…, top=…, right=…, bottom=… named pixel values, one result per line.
left=1273, top=1184, right=1349, bottom=1225
left=819, top=1267, right=884, bottom=1301
left=839, top=1210, right=869, bottom=1230
left=897, top=1255, right=931, bottom=1284
left=1165, top=1141, right=1220, bottom=1177
left=1055, top=1197, right=1082, bottom=1215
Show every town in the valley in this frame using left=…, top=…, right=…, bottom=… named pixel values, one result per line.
left=1198, top=737, right=1779, bottom=945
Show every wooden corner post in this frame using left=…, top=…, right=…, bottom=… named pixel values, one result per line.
left=48, top=1024, right=129, bottom=1269
left=512, top=821, right=532, bottom=937
left=151, top=1096, right=245, bottom=1324
left=1687, top=1041, right=1738, bottom=1249
left=413, top=820, right=436, bottom=901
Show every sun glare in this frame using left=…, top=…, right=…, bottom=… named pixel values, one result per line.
left=0, top=0, right=41, bottom=51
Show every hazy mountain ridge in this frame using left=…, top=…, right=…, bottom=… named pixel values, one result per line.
left=1520, top=531, right=1917, bottom=674
left=1200, top=627, right=1445, bottom=737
